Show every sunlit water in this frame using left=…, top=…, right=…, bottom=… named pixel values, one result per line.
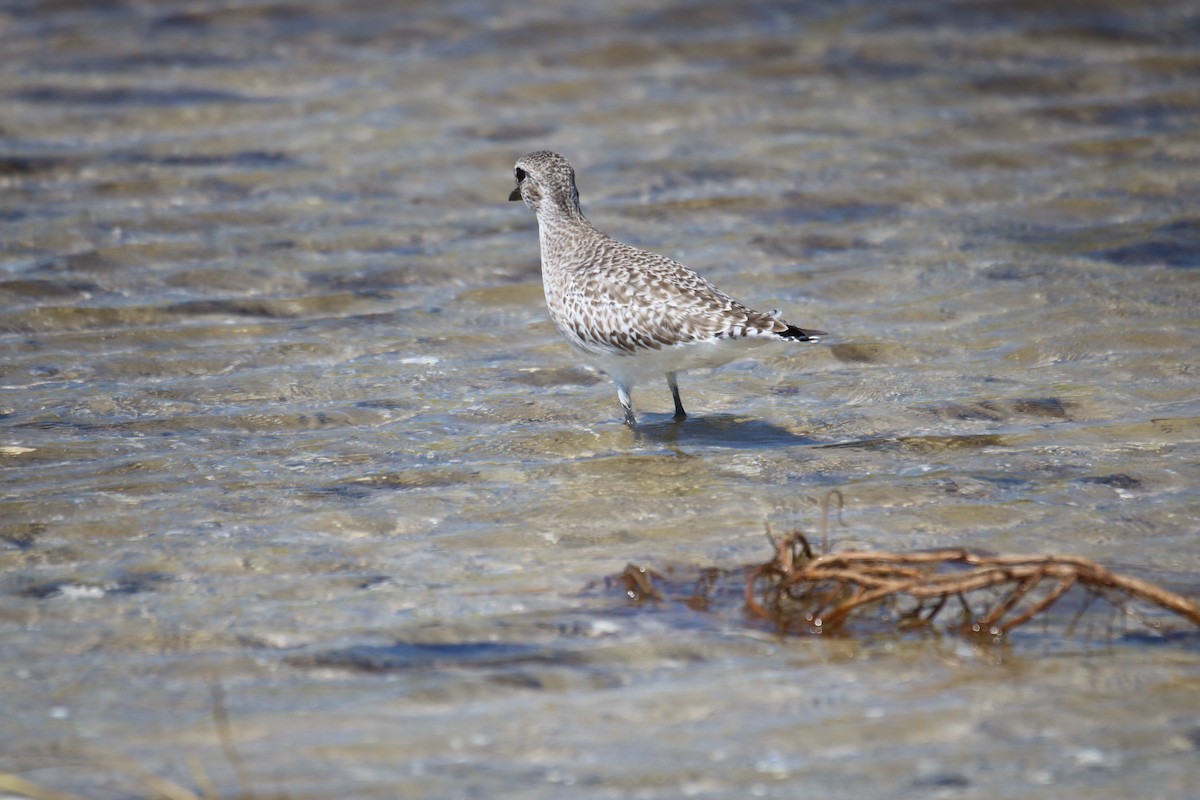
left=2, top=1, right=1199, bottom=797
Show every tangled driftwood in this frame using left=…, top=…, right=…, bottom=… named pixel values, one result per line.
left=608, top=497, right=1200, bottom=641
left=745, top=528, right=1200, bottom=637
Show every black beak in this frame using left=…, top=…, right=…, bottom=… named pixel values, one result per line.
left=508, top=186, right=522, bottom=202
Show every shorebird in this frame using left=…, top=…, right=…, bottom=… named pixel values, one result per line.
left=509, top=150, right=826, bottom=426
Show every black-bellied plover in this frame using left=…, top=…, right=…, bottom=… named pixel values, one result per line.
left=509, top=150, right=826, bottom=426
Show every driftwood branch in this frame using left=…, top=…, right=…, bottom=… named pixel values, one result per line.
left=605, top=496, right=1199, bottom=641
left=744, top=529, right=1200, bottom=637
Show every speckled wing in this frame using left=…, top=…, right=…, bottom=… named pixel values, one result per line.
left=554, top=237, right=787, bottom=355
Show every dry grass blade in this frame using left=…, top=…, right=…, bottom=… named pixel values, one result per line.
left=209, top=683, right=254, bottom=800
left=0, top=682, right=262, bottom=800
left=0, top=772, right=91, bottom=800
left=0, top=757, right=203, bottom=800
left=83, top=752, right=204, bottom=800
left=186, top=755, right=220, bottom=800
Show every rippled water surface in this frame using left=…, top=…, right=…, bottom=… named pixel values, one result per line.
left=3, top=1, right=1199, bottom=797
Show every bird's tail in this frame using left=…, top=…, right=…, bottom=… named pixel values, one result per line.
left=779, top=324, right=826, bottom=342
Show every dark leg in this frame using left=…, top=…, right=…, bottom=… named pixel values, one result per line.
left=616, top=382, right=636, bottom=426
left=667, top=372, right=687, bottom=422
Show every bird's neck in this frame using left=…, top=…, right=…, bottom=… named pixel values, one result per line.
left=536, top=204, right=597, bottom=266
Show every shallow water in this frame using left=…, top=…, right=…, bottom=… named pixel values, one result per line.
left=2, top=0, right=1199, bottom=797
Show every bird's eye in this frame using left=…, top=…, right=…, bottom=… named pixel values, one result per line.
left=515, top=167, right=526, bottom=182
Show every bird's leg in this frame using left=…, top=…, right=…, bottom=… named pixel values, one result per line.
left=616, top=382, right=636, bottom=427
left=667, top=372, right=687, bottom=422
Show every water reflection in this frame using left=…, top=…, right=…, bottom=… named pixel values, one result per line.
left=634, top=414, right=823, bottom=449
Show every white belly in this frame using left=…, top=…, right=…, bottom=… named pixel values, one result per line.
left=578, top=336, right=781, bottom=389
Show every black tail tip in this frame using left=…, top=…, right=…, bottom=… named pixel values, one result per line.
left=781, top=324, right=827, bottom=341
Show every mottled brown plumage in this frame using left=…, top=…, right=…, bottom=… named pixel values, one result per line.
left=510, top=150, right=825, bottom=425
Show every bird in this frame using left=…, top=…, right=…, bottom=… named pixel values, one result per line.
left=508, top=150, right=826, bottom=426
